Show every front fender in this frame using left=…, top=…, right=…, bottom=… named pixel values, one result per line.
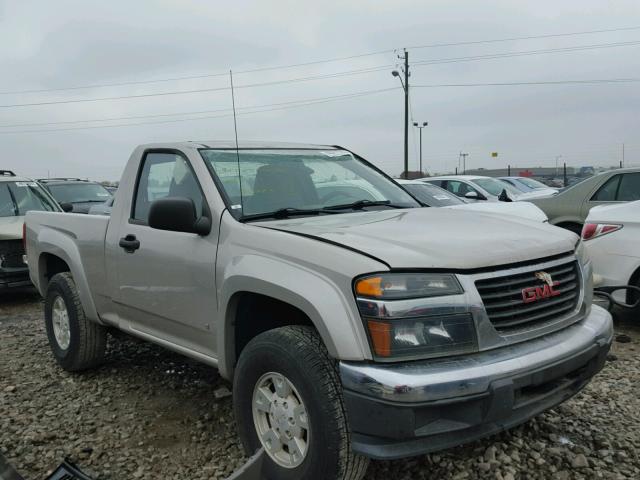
left=35, top=228, right=101, bottom=323
left=217, top=254, right=371, bottom=379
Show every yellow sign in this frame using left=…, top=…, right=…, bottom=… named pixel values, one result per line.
left=491, top=152, right=498, bottom=157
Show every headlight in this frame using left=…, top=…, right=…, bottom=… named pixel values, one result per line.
left=365, top=314, right=478, bottom=360
left=355, top=273, right=463, bottom=300
left=355, top=273, right=476, bottom=360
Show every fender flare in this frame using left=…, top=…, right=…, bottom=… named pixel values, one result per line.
left=36, top=228, right=101, bottom=323
left=216, top=257, right=368, bottom=379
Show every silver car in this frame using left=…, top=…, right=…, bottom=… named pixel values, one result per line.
left=530, top=167, right=640, bottom=233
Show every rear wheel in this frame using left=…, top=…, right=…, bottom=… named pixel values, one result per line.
left=233, top=326, right=369, bottom=480
left=44, top=272, right=107, bottom=371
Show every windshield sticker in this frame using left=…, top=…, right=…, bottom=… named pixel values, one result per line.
left=97, top=193, right=110, bottom=197
left=15, top=182, right=38, bottom=187
left=230, top=204, right=242, bottom=210
left=434, top=195, right=451, bottom=200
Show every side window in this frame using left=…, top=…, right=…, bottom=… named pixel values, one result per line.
left=616, top=173, right=640, bottom=201
left=133, top=152, right=204, bottom=223
left=591, top=175, right=621, bottom=202
left=446, top=181, right=474, bottom=197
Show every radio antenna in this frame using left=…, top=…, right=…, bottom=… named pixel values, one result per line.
left=229, top=70, right=244, bottom=213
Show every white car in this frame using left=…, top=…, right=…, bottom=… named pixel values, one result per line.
left=498, top=176, right=559, bottom=199
left=583, top=200, right=640, bottom=307
left=397, top=180, right=548, bottom=222
left=422, top=175, right=540, bottom=202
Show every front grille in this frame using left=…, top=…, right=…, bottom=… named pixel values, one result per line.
left=0, top=240, right=26, bottom=268
left=475, top=259, right=580, bottom=334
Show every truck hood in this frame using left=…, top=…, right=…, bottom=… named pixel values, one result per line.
left=446, top=201, right=548, bottom=222
left=0, top=216, right=24, bottom=240
left=261, top=208, right=576, bottom=269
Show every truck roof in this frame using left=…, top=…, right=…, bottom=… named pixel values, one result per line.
left=139, top=140, right=340, bottom=150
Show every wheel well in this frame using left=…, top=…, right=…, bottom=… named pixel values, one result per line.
left=627, top=266, right=640, bottom=305
left=555, top=221, right=583, bottom=235
left=232, top=292, right=313, bottom=363
left=39, top=253, right=70, bottom=290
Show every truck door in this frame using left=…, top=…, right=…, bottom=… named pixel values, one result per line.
left=113, top=151, right=218, bottom=358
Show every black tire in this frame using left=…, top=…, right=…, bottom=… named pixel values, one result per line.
left=627, top=273, right=640, bottom=312
left=44, top=272, right=107, bottom=371
left=233, top=326, right=369, bottom=480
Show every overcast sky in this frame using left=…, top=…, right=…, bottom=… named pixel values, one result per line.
left=0, top=0, right=639, bottom=180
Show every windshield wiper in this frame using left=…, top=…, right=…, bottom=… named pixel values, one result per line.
left=240, top=207, right=341, bottom=222
left=323, top=199, right=407, bottom=211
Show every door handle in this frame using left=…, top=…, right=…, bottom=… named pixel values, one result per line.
left=119, top=234, right=140, bottom=253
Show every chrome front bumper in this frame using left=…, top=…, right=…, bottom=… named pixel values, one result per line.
left=340, top=305, right=612, bottom=403
left=340, top=306, right=612, bottom=459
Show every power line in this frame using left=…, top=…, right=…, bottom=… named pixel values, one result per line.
left=1, top=40, right=638, bottom=109
left=413, top=78, right=640, bottom=87
left=0, top=50, right=396, bottom=96
left=413, top=40, right=640, bottom=67
left=406, top=26, right=640, bottom=50
left=2, top=26, right=639, bottom=96
left=0, top=65, right=394, bottom=108
left=0, top=88, right=397, bottom=134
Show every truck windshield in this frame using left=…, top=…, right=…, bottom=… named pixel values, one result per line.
left=200, top=149, right=419, bottom=219
left=47, top=183, right=112, bottom=204
left=0, top=181, right=59, bottom=217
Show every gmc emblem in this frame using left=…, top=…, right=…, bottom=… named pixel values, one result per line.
left=522, top=271, right=561, bottom=303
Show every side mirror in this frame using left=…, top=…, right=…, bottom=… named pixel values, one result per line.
left=148, top=197, right=211, bottom=235
left=464, top=191, right=484, bottom=200
left=498, top=189, right=513, bottom=202
left=60, top=202, right=74, bottom=212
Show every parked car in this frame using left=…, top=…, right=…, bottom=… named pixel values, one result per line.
left=38, top=178, right=113, bottom=213
left=582, top=200, right=640, bottom=309
left=88, top=197, right=114, bottom=216
left=530, top=168, right=640, bottom=233
left=25, top=141, right=612, bottom=480
left=422, top=175, right=537, bottom=202
left=396, top=179, right=548, bottom=222
left=0, top=170, right=61, bottom=289
left=498, top=176, right=558, bottom=198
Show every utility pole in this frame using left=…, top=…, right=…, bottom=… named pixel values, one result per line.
left=460, top=152, right=469, bottom=174
left=392, top=50, right=409, bottom=178
left=622, top=143, right=625, bottom=168
left=413, top=121, right=428, bottom=175
left=555, top=155, right=562, bottom=176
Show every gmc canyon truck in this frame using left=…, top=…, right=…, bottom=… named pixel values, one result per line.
left=25, top=142, right=613, bottom=480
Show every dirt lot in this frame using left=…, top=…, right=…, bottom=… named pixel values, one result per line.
left=1, top=289, right=639, bottom=480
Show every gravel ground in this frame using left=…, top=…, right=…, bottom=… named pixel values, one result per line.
left=1, top=290, right=639, bottom=480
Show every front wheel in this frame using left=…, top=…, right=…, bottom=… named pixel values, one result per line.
left=233, top=326, right=369, bottom=480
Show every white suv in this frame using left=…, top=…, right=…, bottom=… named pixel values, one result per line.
left=0, top=170, right=60, bottom=289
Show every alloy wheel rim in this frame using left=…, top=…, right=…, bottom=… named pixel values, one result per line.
left=252, top=372, right=310, bottom=469
left=51, top=296, right=71, bottom=350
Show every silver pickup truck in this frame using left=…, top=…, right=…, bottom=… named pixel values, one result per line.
left=25, top=141, right=613, bottom=480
